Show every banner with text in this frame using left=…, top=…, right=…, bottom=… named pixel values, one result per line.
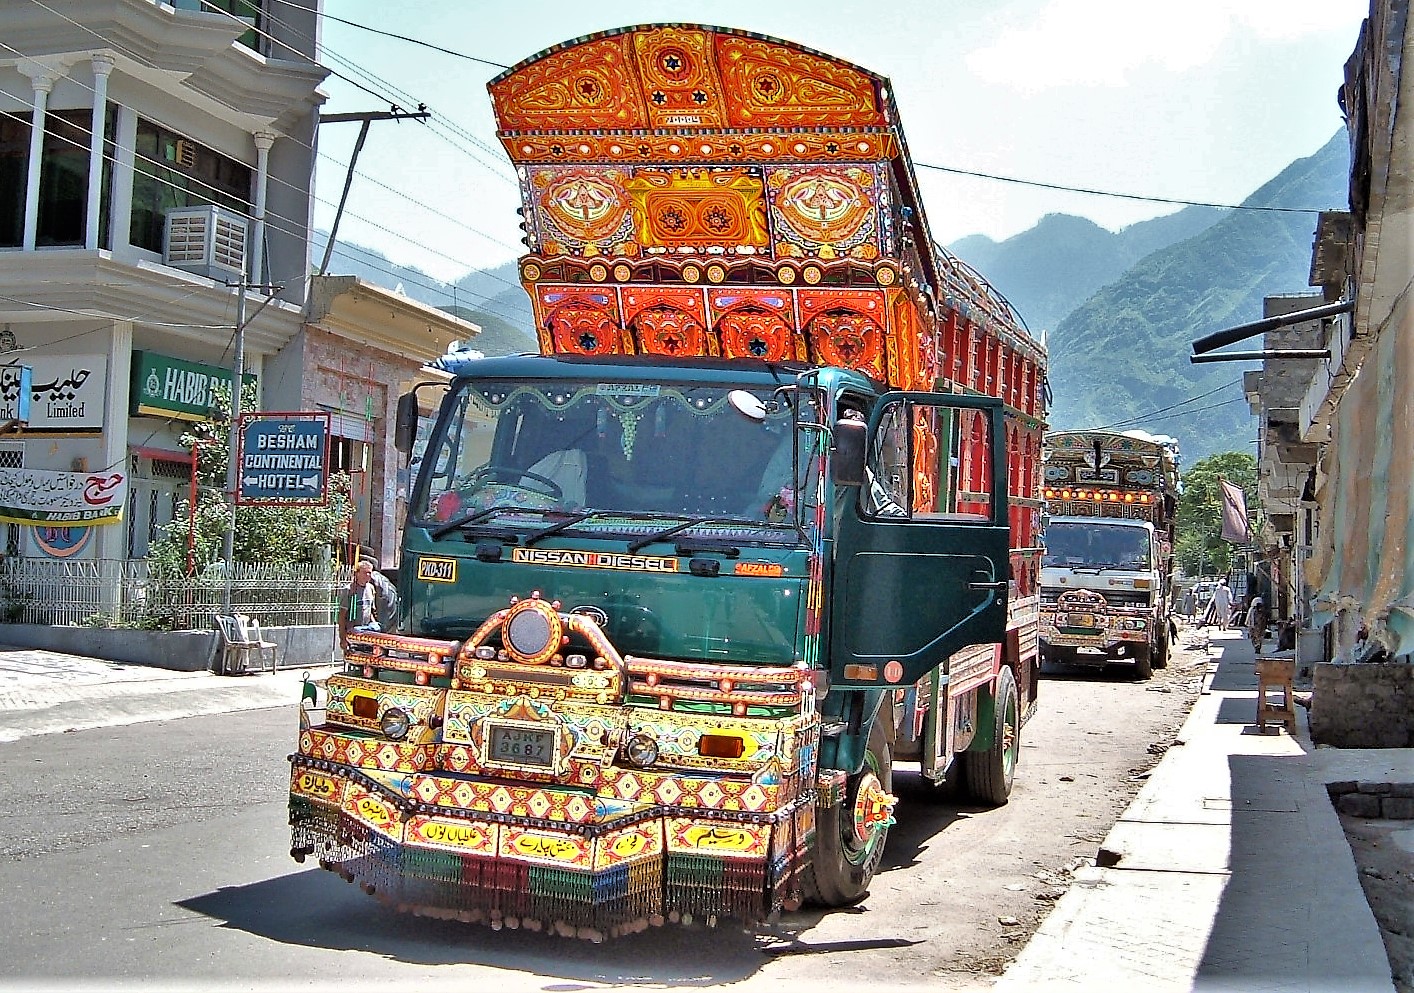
left=0, top=467, right=127, bottom=524
left=237, top=412, right=331, bottom=505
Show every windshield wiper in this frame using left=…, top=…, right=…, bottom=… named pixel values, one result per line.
left=429, top=505, right=550, bottom=540
left=522, top=511, right=624, bottom=547
left=626, top=516, right=761, bottom=555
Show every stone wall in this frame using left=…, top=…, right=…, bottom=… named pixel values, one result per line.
left=1327, top=780, right=1414, bottom=819
left=0, top=623, right=336, bottom=671
left=1311, top=660, right=1414, bottom=747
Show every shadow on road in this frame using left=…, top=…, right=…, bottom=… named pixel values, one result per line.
left=177, top=860, right=920, bottom=981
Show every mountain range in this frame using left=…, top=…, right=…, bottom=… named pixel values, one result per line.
left=314, top=130, right=1350, bottom=466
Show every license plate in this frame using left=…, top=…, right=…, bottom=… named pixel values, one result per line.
left=489, top=724, right=554, bottom=767
left=1066, top=612, right=1096, bottom=627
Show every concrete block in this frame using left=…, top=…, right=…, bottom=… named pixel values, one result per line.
left=1357, top=780, right=1393, bottom=795
left=1390, top=782, right=1414, bottom=798
left=1326, top=780, right=1359, bottom=797
left=1336, top=793, right=1382, bottom=818
left=1382, top=797, right=1414, bottom=819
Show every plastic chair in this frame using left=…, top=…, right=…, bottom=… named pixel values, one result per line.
left=236, top=614, right=279, bottom=673
left=214, top=614, right=257, bottom=675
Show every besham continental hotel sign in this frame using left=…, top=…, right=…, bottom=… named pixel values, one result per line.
left=130, top=350, right=256, bottom=421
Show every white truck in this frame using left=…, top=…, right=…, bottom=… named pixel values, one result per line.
left=1039, top=431, right=1180, bottom=679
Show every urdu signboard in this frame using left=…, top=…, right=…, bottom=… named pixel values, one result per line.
left=0, top=355, right=106, bottom=430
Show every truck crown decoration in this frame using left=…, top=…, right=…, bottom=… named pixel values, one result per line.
left=290, top=23, right=1050, bottom=940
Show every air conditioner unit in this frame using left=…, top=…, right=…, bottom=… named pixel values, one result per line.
left=163, top=205, right=248, bottom=281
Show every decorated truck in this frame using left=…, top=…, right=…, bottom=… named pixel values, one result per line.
left=1038, top=430, right=1180, bottom=679
left=289, top=24, right=1048, bottom=939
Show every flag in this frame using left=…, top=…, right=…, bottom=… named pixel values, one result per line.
left=1218, top=478, right=1250, bottom=544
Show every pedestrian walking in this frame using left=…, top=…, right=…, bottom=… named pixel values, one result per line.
left=1181, top=588, right=1196, bottom=620
left=339, top=559, right=399, bottom=652
left=1206, top=578, right=1233, bottom=629
left=1245, top=596, right=1269, bottom=649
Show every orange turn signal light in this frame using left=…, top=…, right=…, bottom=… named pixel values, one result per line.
left=698, top=734, right=746, bottom=759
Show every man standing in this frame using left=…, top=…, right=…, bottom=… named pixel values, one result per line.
left=1207, top=578, right=1233, bottom=629
left=339, top=559, right=399, bottom=653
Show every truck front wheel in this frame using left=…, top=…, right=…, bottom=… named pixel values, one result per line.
left=803, top=720, right=893, bottom=907
left=1132, top=644, right=1153, bottom=680
left=964, top=666, right=1019, bottom=806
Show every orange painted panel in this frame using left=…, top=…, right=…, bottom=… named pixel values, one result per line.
left=714, top=34, right=885, bottom=127
left=490, top=35, right=645, bottom=131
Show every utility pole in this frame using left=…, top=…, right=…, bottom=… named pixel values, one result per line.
left=219, top=275, right=281, bottom=614
left=316, top=107, right=429, bottom=275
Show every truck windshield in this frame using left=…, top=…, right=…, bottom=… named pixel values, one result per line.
left=412, top=378, right=816, bottom=532
left=1042, top=522, right=1151, bottom=570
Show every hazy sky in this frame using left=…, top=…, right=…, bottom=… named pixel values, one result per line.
left=310, top=0, right=1367, bottom=292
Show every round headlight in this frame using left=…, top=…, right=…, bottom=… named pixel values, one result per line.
left=503, top=599, right=562, bottom=664
left=381, top=707, right=411, bottom=740
left=624, top=733, right=659, bottom=767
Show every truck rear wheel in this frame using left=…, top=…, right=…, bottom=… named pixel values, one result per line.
left=964, top=666, right=1019, bottom=806
left=803, top=720, right=892, bottom=907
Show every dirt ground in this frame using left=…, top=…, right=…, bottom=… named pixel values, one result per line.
left=1340, top=814, right=1414, bottom=993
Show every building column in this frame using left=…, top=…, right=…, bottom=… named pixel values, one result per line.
left=251, top=131, right=276, bottom=286
left=20, top=70, right=57, bottom=251
left=95, top=321, right=134, bottom=565
left=86, top=54, right=116, bottom=251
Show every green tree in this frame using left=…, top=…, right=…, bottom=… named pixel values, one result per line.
left=1175, top=451, right=1259, bottom=577
left=147, top=382, right=353, bottom=574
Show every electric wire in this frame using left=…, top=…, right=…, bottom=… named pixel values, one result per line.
left=1089, top=378, right=1245, bottom=431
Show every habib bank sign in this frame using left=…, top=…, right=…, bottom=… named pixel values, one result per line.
left=130, top=351, right=255, bottom=422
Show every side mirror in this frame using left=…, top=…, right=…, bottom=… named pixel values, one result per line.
left=394, top=392, right=418, bottom=455
left=832, top=417, right=866, bottom=486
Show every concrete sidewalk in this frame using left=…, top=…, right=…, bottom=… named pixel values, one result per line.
left=0, top=642, right=337, bottom=742
left=995, top=629, right=1406, bottom=993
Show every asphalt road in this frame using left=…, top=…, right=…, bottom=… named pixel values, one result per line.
left=0, top=642, right=1208, bottom=993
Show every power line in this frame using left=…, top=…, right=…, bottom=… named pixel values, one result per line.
left=1087, top=393, right=1249, bottom=434
left=1090, top=378, right=1245, bottom=431
left=915, top=161, right=1328, bottom=214
left=270, top=0, right=510, bottom=70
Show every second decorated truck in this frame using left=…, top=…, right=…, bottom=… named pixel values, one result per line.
left=1039, top=430, right=1180, bottom=679
left=289, top=23, right=1048, bottom=939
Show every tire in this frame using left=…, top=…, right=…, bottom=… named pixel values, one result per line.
left=964, top=666, right=1019, bottom=806
left=1153, top=630, right=1170, bottom=670
left=1133, top=644, right=1153, bottom=680
left=803, top=719, right=893, bottom=907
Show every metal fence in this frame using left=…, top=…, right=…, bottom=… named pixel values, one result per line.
left=0, top=558, right=349, bottom=629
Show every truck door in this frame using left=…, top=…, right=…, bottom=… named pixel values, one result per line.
left=829, top=393, right=1009, bottom=688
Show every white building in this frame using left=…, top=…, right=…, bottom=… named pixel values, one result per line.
left=0, top=0, right=327, bottom=564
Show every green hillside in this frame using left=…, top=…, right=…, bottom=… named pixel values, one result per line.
left=1046, top=131, right=1349, bottom=464
left=949, top=206, right=1224, bottom=334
